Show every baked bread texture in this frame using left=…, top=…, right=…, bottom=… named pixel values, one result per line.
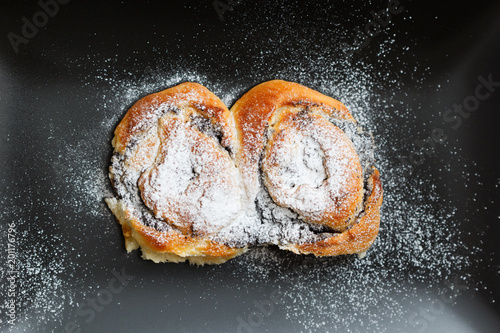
left=106, top=80, right=383, bottom=264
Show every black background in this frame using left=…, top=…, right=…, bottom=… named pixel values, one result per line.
left=0, top=1, right=499, bottom=332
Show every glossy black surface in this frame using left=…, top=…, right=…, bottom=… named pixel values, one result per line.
left=0, top=1, right=499, bottom=332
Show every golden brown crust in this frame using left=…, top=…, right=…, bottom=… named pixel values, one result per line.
left=106, top=198, right=246, bottom=264
left=113, top=82, right=236, bottom=155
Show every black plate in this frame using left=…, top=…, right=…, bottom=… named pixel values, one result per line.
left=0, top=1, right=499, bottom=332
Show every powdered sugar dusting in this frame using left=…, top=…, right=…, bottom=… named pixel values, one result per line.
left=139, top=115, right=242, bottom=235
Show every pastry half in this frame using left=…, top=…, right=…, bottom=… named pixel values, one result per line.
left=106, top=82, right=247, bottom=265
left=230, top=80, right=383, bottom=256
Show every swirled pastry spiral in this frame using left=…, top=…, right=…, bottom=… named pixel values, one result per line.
left=106, top=80, right=383, bottom=264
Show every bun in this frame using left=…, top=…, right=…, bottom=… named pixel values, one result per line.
left=232, top=80, right=383, bottom=256
left=105, top=83, right=247, bottom=264
left=106, top=80, right=383, bottom=264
